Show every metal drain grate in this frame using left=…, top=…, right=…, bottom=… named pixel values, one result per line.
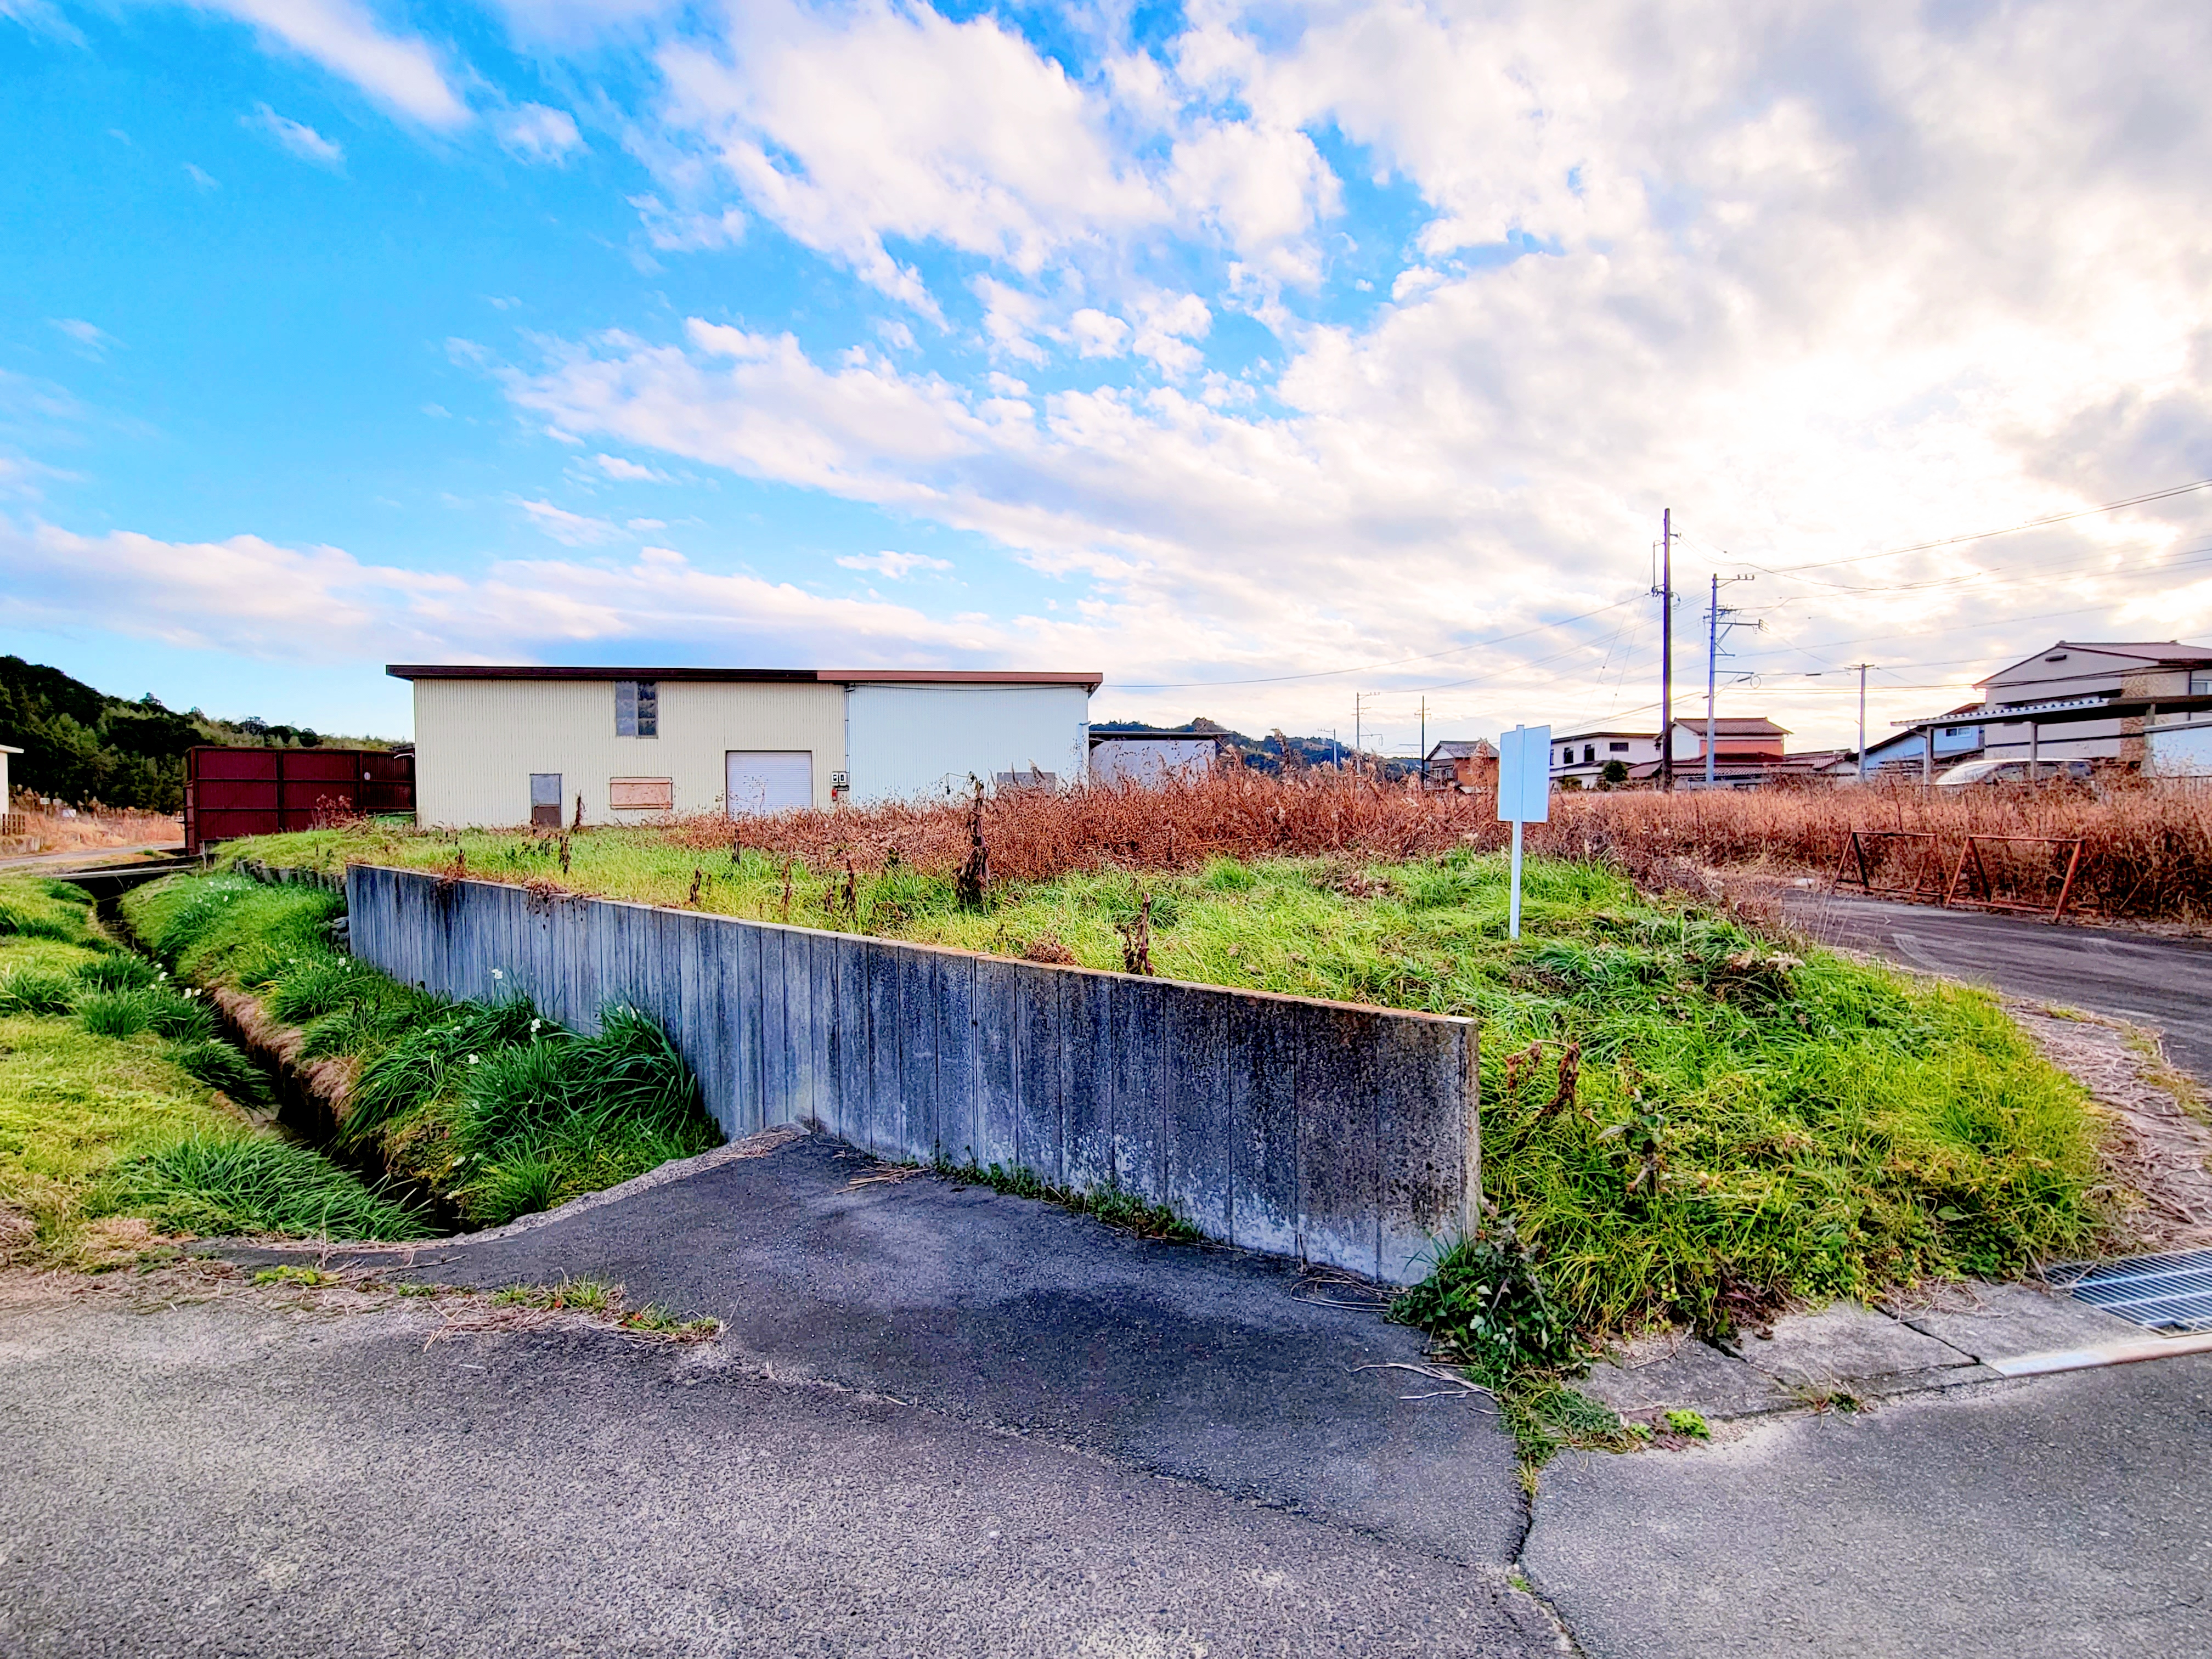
left=2047, top=1249, right=2212, bottom=1333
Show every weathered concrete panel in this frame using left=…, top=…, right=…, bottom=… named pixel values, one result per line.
left=1015, top=969, right=1062, bottom=1184
left=974, top=957, right=1019, bottom=1170
left=864, top=941, right=901, bottom=1158
left=1164, top=985, right=1231, bottom=1240
left=1061, top=971, right=1113, bottom=1191
left=1231, top=1006, right=1301, bottom=1258
left=897, top=949, right=939, bottom=1159
left=1296, top=1004, right=1383, bottom=1283
left=938, top=953, right=979, bottom=1167
left=343, top=866, right=1477, bottom=1284
left=1109, top=977, right=1167, bottom=1201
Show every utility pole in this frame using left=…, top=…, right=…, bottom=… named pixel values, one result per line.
left=1419, top=697, right=1427, bottom=792
left=1353, top=693, right=1363, bottom=780
left=1656, top=509, right=1674, bottom=791
left=1852, top=663, right=1874, bottom=782
left=1705, top=571, right=1755, bottom=786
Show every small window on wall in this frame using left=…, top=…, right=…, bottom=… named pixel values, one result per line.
left=610, top=777, right=675, bottom=811
left=2193, top=670, right=2212, bottom=697
left=1609, top=741, right=1629, bottom=753
left=616, top=679, right=658, bottom=737
left=529, top=773, right=562, bottom=829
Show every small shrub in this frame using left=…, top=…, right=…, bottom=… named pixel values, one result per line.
left=0, top=967, right=78, bottom=1017
left=72, top=955, right=160, bottom=994
left=1391, top=1216, right=1575, bottom=1372
left=77, top=988, right=156, bottom=1039
left=1663, top=1408, right=1711, bottom=1439
left=98, top=1133, right=427, bottom=1240
left=168, top=1038, right=271, bottom=1109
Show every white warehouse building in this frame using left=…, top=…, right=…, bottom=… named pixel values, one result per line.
left=391, top=665, right=1101, bottom=827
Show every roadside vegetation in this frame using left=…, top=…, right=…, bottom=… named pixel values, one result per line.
left=120, top=872, right=720, bottom=1226
left=0, top=874, right=423, bottom=1263
left=222, top=819, right=2107, bottom=1338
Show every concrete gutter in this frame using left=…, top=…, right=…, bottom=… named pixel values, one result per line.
left=1986, top=1327, right=2212, bottom=1376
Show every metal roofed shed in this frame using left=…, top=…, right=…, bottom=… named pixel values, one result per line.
left=1090, top=728, right=1220, bottom=787
left=388, top=665, right=1102, bottom=827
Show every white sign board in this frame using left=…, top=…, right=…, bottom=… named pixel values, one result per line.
left=1496, top=725, right=1553, bottom=823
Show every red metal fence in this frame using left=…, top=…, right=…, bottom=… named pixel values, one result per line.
left=184, top=747, right=413, bottom=855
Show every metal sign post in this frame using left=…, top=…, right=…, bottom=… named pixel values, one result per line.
left=1496, top=724, right=1553, bottom=940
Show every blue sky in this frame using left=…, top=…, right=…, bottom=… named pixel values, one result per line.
left=4, top=0, right=2210, bottom=753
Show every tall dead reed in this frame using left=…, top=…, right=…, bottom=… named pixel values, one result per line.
left=661, top=770, right=2212, bottom=921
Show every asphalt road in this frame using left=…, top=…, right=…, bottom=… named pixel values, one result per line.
left=0, top=1288, right=1560, bottom=1659
left=1787, top=893, right=2212, bottom=1082
left=1525, top=1353, right=2212, bottom=1658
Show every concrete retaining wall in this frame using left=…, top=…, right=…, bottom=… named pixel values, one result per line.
left=345, top=865, right=1477, bottom=1284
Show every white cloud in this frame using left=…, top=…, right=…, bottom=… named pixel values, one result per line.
left=628, top=193, right=746, bottom=252
left=594, top=453, right=667, bottom=482
left=496, top=103, right=584, bottom=164
left=1069, top=309, right=1128, bottom=359
left=654, top=0, right=1161, bottom=310
left=183, top=162, right=219, bottom=190
left=243, top=103, right=346, bottom=168
left=190, top=0, right=469, bottom=129
left=836, top=549, right=952, bottom=579
left=48, top=318, right=119, bottom=356
left=511, top=496, right=624, bottom=545
left=0, top=515, right=1026, bottom=666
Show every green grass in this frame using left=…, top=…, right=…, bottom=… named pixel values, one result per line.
left=120, top=871, right=723, bottom=1228
left=0, top=874, right=423, bottom=1259
left=221, top=828, right=2111, bottom=1335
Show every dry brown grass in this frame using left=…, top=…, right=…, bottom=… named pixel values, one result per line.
left=1, top=804, right=182, bottom=856
left=654, top=766, right=2212, bottom=921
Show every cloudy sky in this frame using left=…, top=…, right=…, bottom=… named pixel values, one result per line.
left=4, top=0, right=2210, bottom=754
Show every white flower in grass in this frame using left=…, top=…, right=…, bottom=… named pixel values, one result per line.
left=492, top=969, right=504, bottom=980
left=467, top=1053, right=479, bottom=1065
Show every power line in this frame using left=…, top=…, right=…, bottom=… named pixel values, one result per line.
left=1745, top=475, right=2212, bottom=578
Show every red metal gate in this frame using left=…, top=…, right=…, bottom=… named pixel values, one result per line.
left=183, top=747, right=414, bottom=854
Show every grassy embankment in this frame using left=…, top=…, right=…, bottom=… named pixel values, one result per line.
left=226, top=823, right=2108, bottom=1338
left=120, top=872, right=720, bottom=1226
left=0, top=874, right=424, bottom=1261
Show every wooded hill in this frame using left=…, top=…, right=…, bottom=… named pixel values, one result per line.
left=0, top=656, right=394, bottom=812
left=1091, top=718, right=1414, bottom=780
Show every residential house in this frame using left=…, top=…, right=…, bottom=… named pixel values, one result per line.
left=1978, top=641, right=2212, bottom=766
left=1423, top=738, right=1497, bottom=789
left=1550, top=728, right=1679, bottom=786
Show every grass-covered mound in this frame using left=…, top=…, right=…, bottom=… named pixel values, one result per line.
left=0, top=876, right=424, bottom=1259
left=222, top=830, right=2107, bottom=1333
left=122, top=872, right=721, bottom=1225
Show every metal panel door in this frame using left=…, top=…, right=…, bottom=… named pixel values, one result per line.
left=529, top=772, right=562, bottom=828
left=725, top=751, right=814, bottom=816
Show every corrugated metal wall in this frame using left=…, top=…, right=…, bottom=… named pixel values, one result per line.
left=347, top=864, right=1479, bottom=1285
left=845, top=683, right=1091, bottom=802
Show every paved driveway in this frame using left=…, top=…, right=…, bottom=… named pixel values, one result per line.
left=0, top=1286, right=1556, bottom=1659
left=1788, top=893, right=2212, bottom=1082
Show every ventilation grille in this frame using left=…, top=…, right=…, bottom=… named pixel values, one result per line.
left=2048, top=1249, right=2212, bottom=1333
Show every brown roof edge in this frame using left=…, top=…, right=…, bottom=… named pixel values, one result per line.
left=820, top=669, right=1104, bottom=691
left=387, top=664, right=1102, bottom=691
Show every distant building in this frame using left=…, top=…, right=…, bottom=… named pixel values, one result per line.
left=1860, top=703, right=1984, bottom=775
left=1550, top=728, right=1677, bottom=786
left=390, top=665, right=1100, bottom=827
left=1977, top=641, right=2212, bottom=766
left=1089, top=729, right=1218, bottom=787
left=1423, top=738, right=1497, bottom=789
left=0, top=742, right=18, bottom=809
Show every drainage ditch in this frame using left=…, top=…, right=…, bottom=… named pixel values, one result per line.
left=95, top=885, right=466, bottom=1234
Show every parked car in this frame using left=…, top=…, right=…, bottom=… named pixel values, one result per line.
left=1934, top=758, right=2092, bottom=787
